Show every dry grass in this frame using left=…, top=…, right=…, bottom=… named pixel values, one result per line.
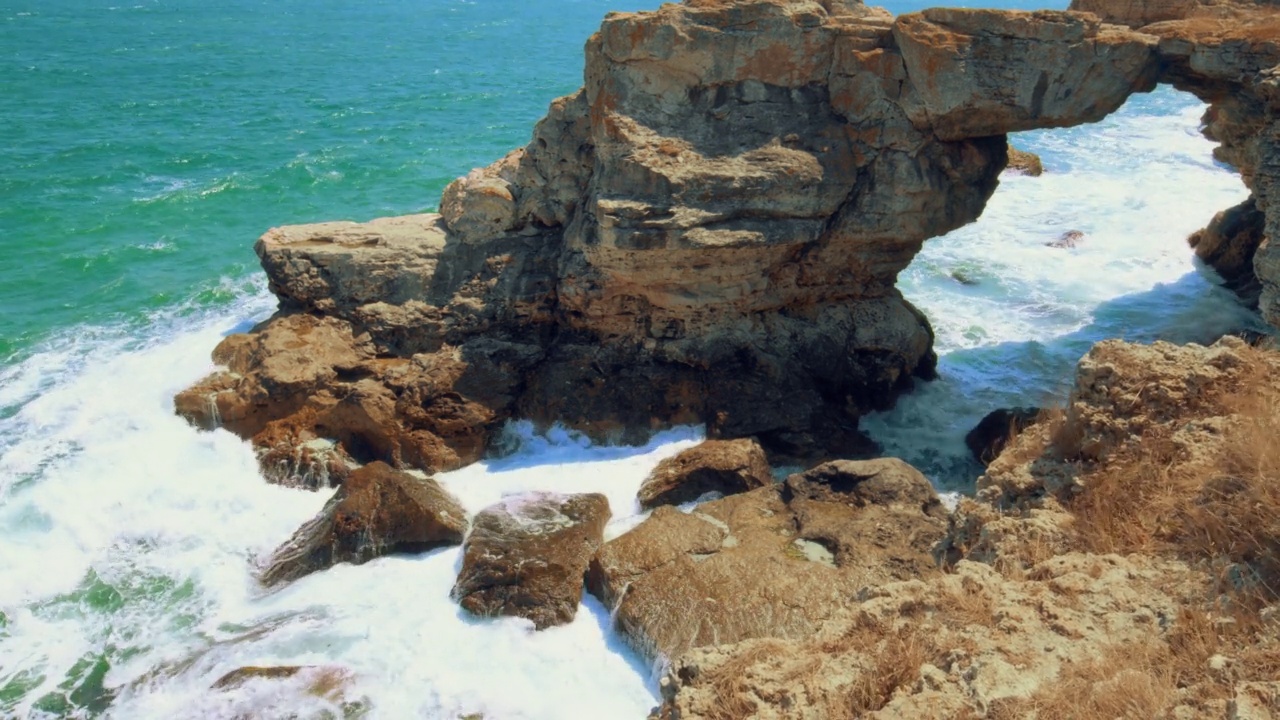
left=989, top=607, right=1280, bottom=719
left=843, top=624, right=939, bottom=716
left=1057, top=344, right=1280, bottom=604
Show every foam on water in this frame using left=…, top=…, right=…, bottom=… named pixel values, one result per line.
left=861, top=88, right=1271, bottom=487
left=1, top=68, right=1275, bottom=720
left=0, top=282, right=697, bottom=718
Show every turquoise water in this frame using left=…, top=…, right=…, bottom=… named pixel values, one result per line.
left=0, top=0, right=1270, bottom=717
left=0, top=0, right=656, bottom=361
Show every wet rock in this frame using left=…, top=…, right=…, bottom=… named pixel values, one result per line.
left=259, top=462, right=467, bottom=587
left=637, top=438, right=773, bottom=509
left=1190, top=196, right=1265, bottom=305
left=1047, top=230, right=1085, bottom=248
left=210, top=665, right=363, bottom=719
left=452, top=492, right=610, bottom=629
left=587, top=458, right=946, bottom=661
left=1006, top=144, right=1044, bottom=176
left=966, top=407, right=1042, bottom=465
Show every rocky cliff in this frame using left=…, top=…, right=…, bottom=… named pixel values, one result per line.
left=177, top=0, right=1280, bottom=483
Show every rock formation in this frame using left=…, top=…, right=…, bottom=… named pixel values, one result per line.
left=587, top=458, right=947, bottom=660
left=1006, top=144, right=1045, bottom=176
left=172, top=0, right=1280, bottom=482
left=653, top=337, right=1280, bottom=718
left=1071, top=0, right=1280, bottom=318
left=964, top=406, right=1041, bottom=464
left=637, top=438, right=773, bottom=509
left=452, top=492, right=610, bottom=629
left=258, top=461, right=467, bottom=587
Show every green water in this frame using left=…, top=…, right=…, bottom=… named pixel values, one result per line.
left=0, top=0, right=663, bottom=361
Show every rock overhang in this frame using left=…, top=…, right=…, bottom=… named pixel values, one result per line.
left=176, top=0, right=1280, bottom=482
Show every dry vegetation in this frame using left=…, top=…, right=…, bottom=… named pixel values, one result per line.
left=658, top=341, right=1280, bottom=719
left=1062, top=344, right=1280, bottom=606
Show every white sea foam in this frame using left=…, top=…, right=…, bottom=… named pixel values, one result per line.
left=861, top=89, right=1269, bottom=486
left=0, top=85, right=1273, bottom=719
left=0, top=284, right=693, bottom=718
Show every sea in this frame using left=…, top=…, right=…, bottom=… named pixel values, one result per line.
left=0, top=0, right=1268, bottom=718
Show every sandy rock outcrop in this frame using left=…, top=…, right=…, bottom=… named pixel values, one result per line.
left=587, top=458, right=946, bottom=661
left=653, top=337, right=1280, bottom=718
left=452, top=492, right=610, bottom=629
left=637, top=438, right=773, bottom=509
left=177, top=0, right=1191, bottom=480
left=258, top=462, right=467, bottom=587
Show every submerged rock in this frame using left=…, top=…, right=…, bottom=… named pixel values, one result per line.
left=637, top=438, right=773, bottom=509
left=209, top=665, right=364, bottom=719
left=1047, top=229, right=1085, bottom=248
left=588, top=458, right=946, bottom=661
left=452, top=492, right=610, bottom=629
left=258, top=462, right=467, bottom=587
left=965, top=407, right=1042, bottom=465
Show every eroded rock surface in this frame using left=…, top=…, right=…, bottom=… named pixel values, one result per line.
left=587, top=458, right=946, bottom=661
left=452, top=492, right=610, bottom=629
left=177, top=0, right=1230, bottom=481
left=653, top=338, right=1280, bottom=718
left=637, top=438, right=773, bottom=509
left=258, top=462, right=467, bottom=587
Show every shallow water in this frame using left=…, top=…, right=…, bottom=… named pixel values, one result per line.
left=0, top=0, right=1272, bottom=717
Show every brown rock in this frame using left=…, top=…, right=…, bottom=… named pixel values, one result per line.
left=452, top=492, right=610, bottom=629
left=587, top=458, right=946, bottom=661
left=1047, top=229, right=1086, bottom=248
left=258, top=462, right=467, bottom=587
left=637, top=438, right=773, bottom=509
left=209, top=665, right=363, bottom=719
left=965, top=407, right=1042, bottom=465
left=1190, top=196, right=1265, bottom=304
left=178, top=0, right=1280, bottom=484
left=1006, top=144, right=1044, bottom=176
left=893, top=9, right=1159, bottom=141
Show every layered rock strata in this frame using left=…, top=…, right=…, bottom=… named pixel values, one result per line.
left=175, top=0, right=1253, bottom=481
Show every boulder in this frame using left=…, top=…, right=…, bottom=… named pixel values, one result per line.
left=637, top=438, right=773, bottom=509
left=587, top=458, right=946, bottom=661
left=1189, top=196, right=1265, bottom=305
left=1047, top=229, right=1086, bottom=248
left=1006, top=144, right=1044, bottom=176
left=965, top=407, right=1042, bottom=465
left=258, top=462, right=467, bottom=587
left=452, top=492, right=610, bottom=629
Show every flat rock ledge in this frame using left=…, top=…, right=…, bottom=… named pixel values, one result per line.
left=258, top=461, right=467, bottom=588
left=587, top=458, right=947, bottom=662
left=637, top=438, right=774, bottom=509
left=452, top=492, right=611, bottom=629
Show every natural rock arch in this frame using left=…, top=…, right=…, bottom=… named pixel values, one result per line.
left=177, top=0, right=1280, bottom=483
